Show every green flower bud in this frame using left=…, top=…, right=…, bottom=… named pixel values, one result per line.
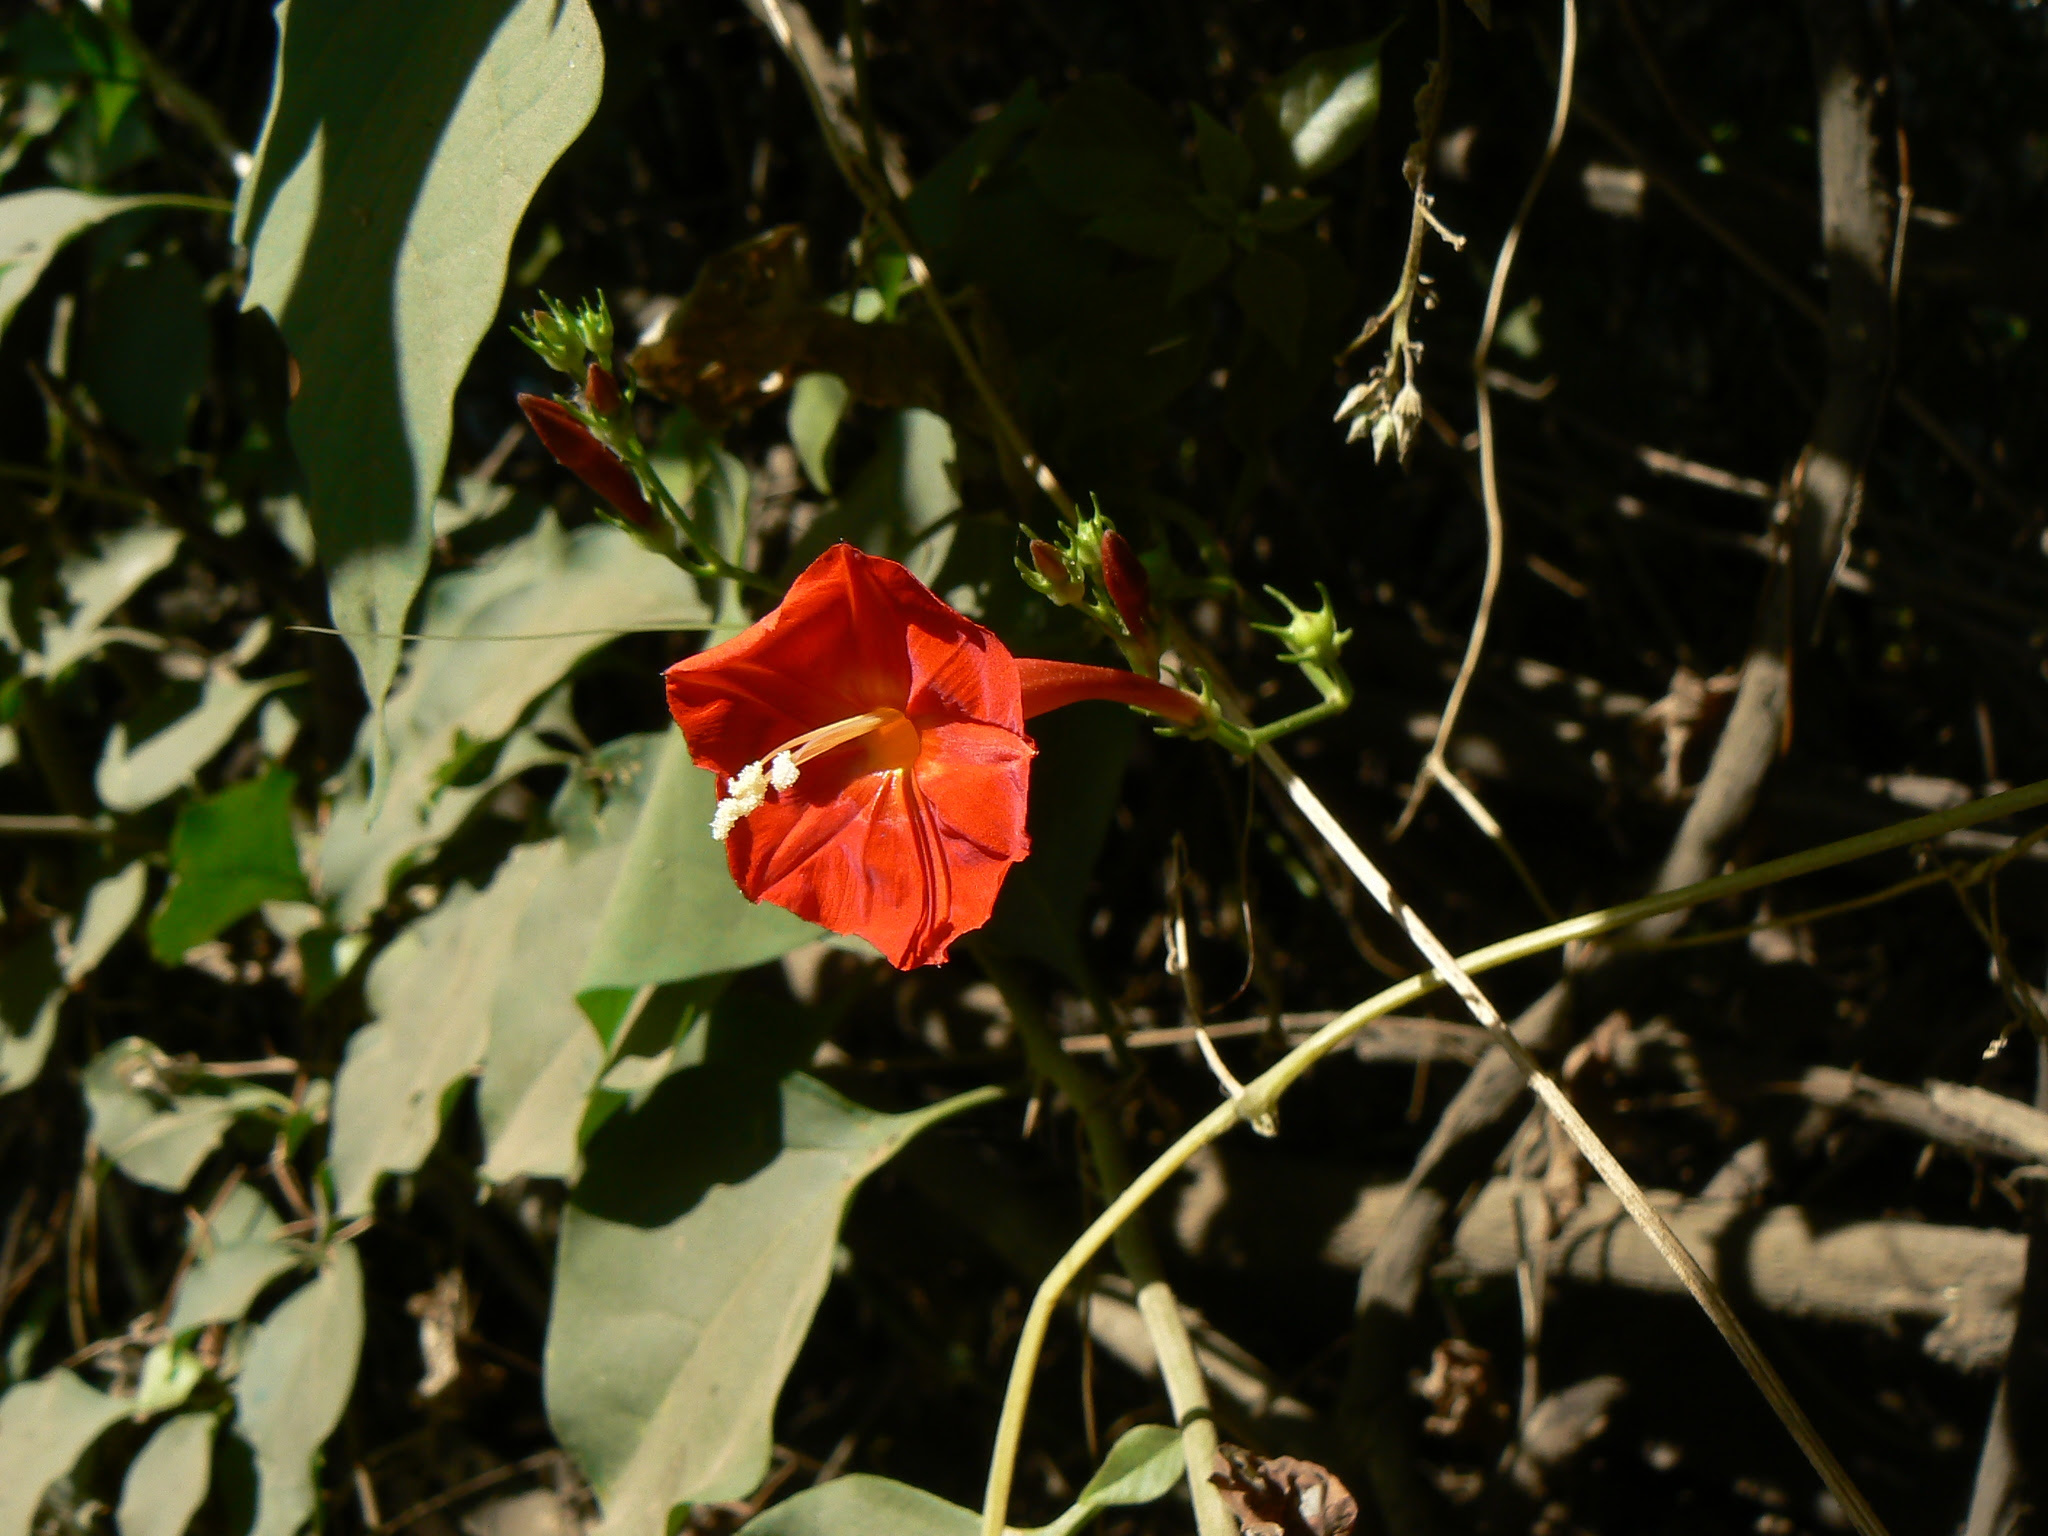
left=517, top=294, right=586, bottom=378
left=1253, top=584, right=1351, bottom=670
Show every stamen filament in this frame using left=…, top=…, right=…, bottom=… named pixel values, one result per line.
left=775, top=709, right=899, bottom=767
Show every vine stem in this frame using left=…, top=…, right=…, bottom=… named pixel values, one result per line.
left=1392, top=0, right=1579, bottom=847
left=973, top=946, right=1234, bottom=1536
left=969, top=772, right=2048, bottom=1536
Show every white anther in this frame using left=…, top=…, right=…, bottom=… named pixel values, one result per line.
left=710, top=797, right=746, bottom=843
left=769, top=751, right=799, bottom=792
left=710, top=760, right=773, bottom=843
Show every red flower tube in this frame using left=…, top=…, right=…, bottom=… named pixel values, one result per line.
left=664, top=545, right=1202, bottom=968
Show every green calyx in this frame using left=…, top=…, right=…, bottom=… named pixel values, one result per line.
left=1252, top=583, right=1351, bottom=670
left=516, top=291, right=616, bottom=378
left=1017, top=532, right=1086, bottom=607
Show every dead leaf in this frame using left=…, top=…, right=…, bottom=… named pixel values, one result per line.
left=628, top=225, right=957, bottom=425
left=407, top=1269, right=473, bottom=1402
left=1209, top=1444, right=1358, bottom=1536
left=1412, top=1339, right=1505, bottom=1438
left=1636, top=666, right=1739, bottom=801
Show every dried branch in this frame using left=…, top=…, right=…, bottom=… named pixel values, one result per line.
left=1393, top=0, right=1579, bottom=879
left=1336, top=7, right=1902, bottom=1526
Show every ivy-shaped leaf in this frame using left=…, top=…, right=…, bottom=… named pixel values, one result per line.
left=330, top=852, right=556, bottom=1214
left=236, top=0, right=605, bottom=751
left=233, top=1244, right=364, bottom=1536
left=546, top=1076, right=997, bottom=1532
left=149, top=771, right=310, bottom=964
left=0, top=1371, right=130, bottom=1536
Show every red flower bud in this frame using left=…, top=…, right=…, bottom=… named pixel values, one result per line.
left=1029, top=540, right=1084, bottom=605
left=517, top=393, right=654, bottom=529
left=1099, top=531, right=1152, bottom=638
left=585, top=361, right=622, bottom=417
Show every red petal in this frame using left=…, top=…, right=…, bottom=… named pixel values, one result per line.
left=726, top=726, right=1029, bottom=967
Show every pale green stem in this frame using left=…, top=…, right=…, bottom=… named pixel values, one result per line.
left=974, top=946, right=1233, bottom=1536
left=977, top=773, right=2048, bottom=1536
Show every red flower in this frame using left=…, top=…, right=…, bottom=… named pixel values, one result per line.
left=664, top=545, right=1201, bottom=968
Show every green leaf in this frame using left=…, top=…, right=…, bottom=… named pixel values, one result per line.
left=212, top=1182, right=287, bottom=1247
left=330, top=848, right=558, bottom=1215
left=473, top=731, right=686, bottom=1183
left=576, top=729, right=821, bottom=1026
left=1023, top=76, right=1186, bottom=218
left=1233, top=244, right=1308, bottom=364
left=236, top=0, right=604, bottom=752
left=84, top=1038, right=294, bottom=1193
left=474, top=841, right=601, bottom=1183
left=0, top=189, right=196, bottom=344
left=813, top=408, right=961, bottom=588
left=0, top=1370, right=131, bottom=1536
left=787, top=372, right=850, bottom=493
left=1029, top=1425, right=1186, bottom=1536
left=904, top=79, right=1045, bottom=262
left=149, top=770, right=310, bottom=964
left=317, top=514, right=703, bottom=927
left=233, top=1243, right=364, bottom=1536
left=169, top=1243, right=302, bottom=1336
left=33, top=524, right=181, bottom=678
left=1166, top=230, right=1233, bottom=305
left=76, top=253, right=211, bottom=455
left=1193, top=105, right=1255, bottom=206
left=546, top=1075, right=997, bottom=1531
left=736, top=1429, right=1183, bottom=1536
left=1250, top=194, right=1331, bottom=236
left=1081, top=193, right=1206, bottom=261
left=131, top=1338, right=204, bottom=1417
left=97, top=668, right=300, bottom=813
left=166, top=1186, right=301, bottom=1336
left=1245, top=39, right=1386, bottom=185
left=116, top=1412, right=218, bottom=1536
left=736, top=1477, right=976, bottom=1536
left=64, top=861, right=148, bottom=984
left=0, top=927, right=65, bottom=1097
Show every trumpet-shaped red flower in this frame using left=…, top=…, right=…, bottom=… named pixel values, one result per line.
left=664, top=544, right=1201, bottom=968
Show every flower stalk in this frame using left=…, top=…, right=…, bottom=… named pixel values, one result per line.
left=514, top=293, right=768, bottom=590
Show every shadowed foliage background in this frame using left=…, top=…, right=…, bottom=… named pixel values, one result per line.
left=2, top=1, right=2047, bottom=1534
